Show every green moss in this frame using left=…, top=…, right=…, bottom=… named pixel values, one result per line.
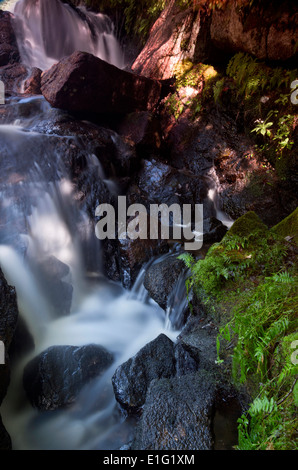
left=164, top=61, right=219, bottom=120
left=180, top=208, right=297, bottom=449
left=227, top=211, right=268, bottom=238
left=271, top=207, right=298, bottom=245
left=83, top=0, right=166, bottom=42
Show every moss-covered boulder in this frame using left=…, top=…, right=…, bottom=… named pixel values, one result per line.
left=227, top=211, right=268, bottom=238
left=271, top=207, right=298, bottom=245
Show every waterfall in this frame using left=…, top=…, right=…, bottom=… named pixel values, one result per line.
left=11, top=0, right=125, bottom=70
left=0, top=91, right=183, bottom=450
left=0, top=0, right=216, bottom=451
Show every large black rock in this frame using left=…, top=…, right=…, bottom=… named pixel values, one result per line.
left=112, top=334, right=176, bottom=413
left=41, top=51, right=162, bottom=115
left=143, top=255, right=186, bottom=310
left=23, top=344, right=114, bottom=411
left=132, top=371, right=216, bottom=450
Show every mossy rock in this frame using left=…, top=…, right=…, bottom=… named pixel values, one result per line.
left=226, top=211, right=268, bottom=238
left=271, top=207, right=298, bottom=245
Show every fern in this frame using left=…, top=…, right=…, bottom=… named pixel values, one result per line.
left=249, top=396, right=278, bottom=416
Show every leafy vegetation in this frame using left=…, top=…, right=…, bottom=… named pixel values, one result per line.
left=179, top=209, right=298, bottom=450
left=215, top=52, right=298, bottom=176
left=81, top=0, right=166, bottom=41
left=164, top=60, right=218, bottom=120
left=177, top=0, right=256, bottom=12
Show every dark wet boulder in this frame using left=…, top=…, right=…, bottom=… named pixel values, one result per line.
left=0, top=415, right=11, bottom=450
left=174, top=342, right=199, bottom=377
left=41, top=51, right=162, bottom=115
left=0, top=10, right=20, bottom=66
left=0, top=268, right=19, bottom=450
left=128, top=159, right=208, bottom=210
left=132, top=371, right=216, bottom=450
left=0, top=267, right=19, bottom=403
left=112, top=334, right=176, bottom=413
left=23, top=67, right=42, bottom=95
left=203, top=216, right=228, bottom=243
left=210, top=1, right=298, bottom=62
left=0, top=63, right=29, bottom=96
left=118, top=111, right=162, bottom=158
left=39, top=119, right=138, bottom=179
left=177, top=315, right=218, bottom=372
left=29, top=256, right=73, bottom=317
left=23, top=344, right=114, bottom=411
left=143, top=255, right=186, bottom=310
left=117, top=234, right=169, bottom=290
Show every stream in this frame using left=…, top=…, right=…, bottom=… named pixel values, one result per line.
left=0, top=0, right=236, bottom=451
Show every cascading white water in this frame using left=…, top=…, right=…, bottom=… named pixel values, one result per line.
left=11, top=0, right=125, bottom=70
left=0, top=0, right=204, bottom=450
left=206, top=169, right=234, bottom=229
left=0, top=0, right=182, bottom=447
left=0, top=112, right=181, bottom=450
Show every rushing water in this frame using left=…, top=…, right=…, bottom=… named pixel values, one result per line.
left=0, top=1, right=186, bottom=450
left=0, top=0, right=236, bottom=451
left=9, top=0, right=125, bottom=70
left=0, top=99, right=185, bottom=450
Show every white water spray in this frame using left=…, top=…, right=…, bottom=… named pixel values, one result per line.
left=11, top=0, right=125, bottom=70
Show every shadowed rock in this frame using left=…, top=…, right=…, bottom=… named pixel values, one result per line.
left=112, top=334, right=176, bottom=413
left=23, top=344, right=114, bottom=411
left=143, top=256, right=186, bottom=310
left=0, top=10, right=20, bottom=66
left=41, top=51, right=162, bottom=115
left=132, top=371, right=216, bottom=450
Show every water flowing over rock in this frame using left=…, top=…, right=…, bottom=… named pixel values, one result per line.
left=143, top=256, right=186, bottom=310
left=0, top=267, right=19, bottom=450
left=12, top=0, right=125, bottom=71
left=116, top=229, right=169, bottom=289
left=0, top=268, right=18, bottom=401
left=40, top=51, right=162, bottom=115
left=23, top=344, right=114, bottom=411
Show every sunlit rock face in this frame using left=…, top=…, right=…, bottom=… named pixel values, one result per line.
left=131, top=0, right=204, bottom=80
left=132, top=0, right=298, bottom=81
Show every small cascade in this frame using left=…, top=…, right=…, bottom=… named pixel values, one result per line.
left=0, top=112, right=184, bottom=451
left=0, top=0, right=238, bottom=451
left=165, top=268, right=190, bottom=331
left=11, top=0, right=125, bottom=71
left=206, top=170, right=234, bottom=229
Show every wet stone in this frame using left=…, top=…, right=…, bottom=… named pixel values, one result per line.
left=112, top=334, right=176, bottom=413
left=23, top=344, right=114, bottom=411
